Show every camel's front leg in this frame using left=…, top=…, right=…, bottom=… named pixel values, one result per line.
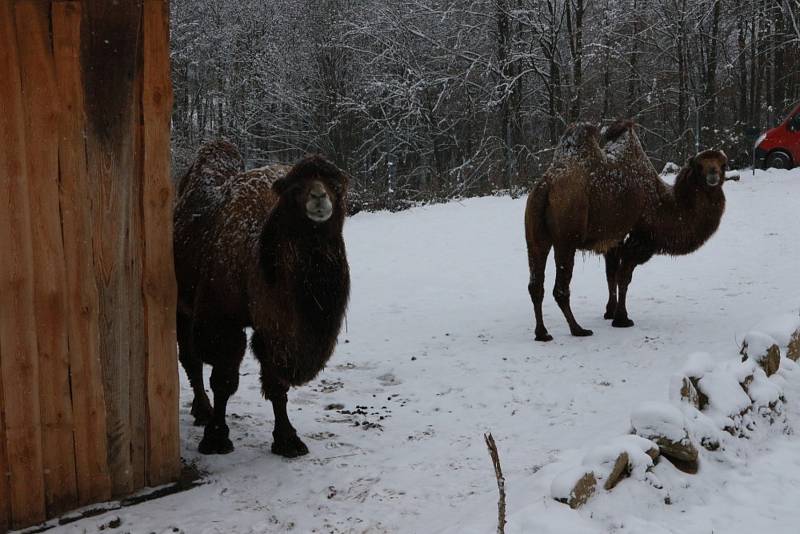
left=613, top=238, right=653, bottom=328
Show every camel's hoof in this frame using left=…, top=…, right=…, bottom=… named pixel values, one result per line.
left=272, top=433, right=309, bottom=458
left=571, top=328, right=594, bottom=337
left=603, top=311, right=615, bottom=320
left=612, top=318, right=635, bottom=328
left=199, top=424, right=234, bottom=455
left=535, top=329, right=553, bottom=342
left=191, top=400, right=213, bottom=427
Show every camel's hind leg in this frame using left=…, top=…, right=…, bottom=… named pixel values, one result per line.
left=194, top=317, right=247, bottom=455
left=528, top=239, right=553, bottom=342
left=177, top=311, right=212, bottom=426
left=603, top=248, right=621, bottom=320
left=553, top=246, right=593, bottom=337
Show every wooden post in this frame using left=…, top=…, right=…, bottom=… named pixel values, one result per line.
left=0, top=362, right=9, bottom=532
left=1, top=1, right=180, bottom=527
left=52, top=0, right=113, bottom=506
left=0, top=1, right=47, bottom=527
left=82, top=0, right=142, bottom=497
left=129, top=30, right=148, bottom=490
left=14, top=0, right=79, bottom=515
left=143, top=0, right=181, bottom=486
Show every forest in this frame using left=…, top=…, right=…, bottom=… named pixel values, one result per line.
left=170, top=0, right=800, bottom=210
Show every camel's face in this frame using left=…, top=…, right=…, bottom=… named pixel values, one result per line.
left=304, top=180, right=335, bottom=222
left=694, top=151, right=728, bottom=188
left=274, top=176, right=337, bottom=223
left=273, top=156, right=348, bottom=225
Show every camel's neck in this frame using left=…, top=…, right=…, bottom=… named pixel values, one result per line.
left=251, top=204, right=350, bottom=385
left=649, top=178, right=726, bottom=255
left=258, top=204, right=346, bottom=284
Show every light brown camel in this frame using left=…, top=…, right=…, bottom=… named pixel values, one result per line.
left=525, top=120, right=737, bottom=341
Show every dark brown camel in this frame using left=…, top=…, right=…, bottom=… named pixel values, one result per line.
left=525, top=120, right=737, bottom=341
left=174, top=140, right=350, bottom=456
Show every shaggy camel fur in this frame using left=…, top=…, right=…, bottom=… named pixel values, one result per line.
left=174, top=140, right=350, bottom=456
left=525, top=120, right=735, bottom=341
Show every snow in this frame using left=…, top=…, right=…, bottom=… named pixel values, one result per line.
left=698, top=365, right=754, bottom=419
left=630, top=402, right=687, bottom=442
left=681, top=351, right=717, bottom=378
left=581, top=435, right=656, bottom=482
left=752, top=314, right=800, bottom=347
left=740, top=331, right=781, bottom=360
left=747, top=371, right=783, bottom=407
left=551, top=466, right=595, bottom=502
left=32, top=167, right=800, bottom=534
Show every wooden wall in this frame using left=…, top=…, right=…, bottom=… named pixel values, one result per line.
left=0, top=1, right=180, bottom=530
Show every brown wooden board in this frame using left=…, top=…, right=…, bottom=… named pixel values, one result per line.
left=14, top=0, right=79, bottom=516
left=52, top=0, right=112, bottom=506
left=0, top=1, right=48, bottom=527
left=143, top=0, right=181, bottom=486
left=129, top=20, right=148, bottom=490
left=0, top=347, right=9, bottom=533
left=82, top=0, right=143, bottom=498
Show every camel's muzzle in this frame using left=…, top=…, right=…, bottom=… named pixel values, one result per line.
left=706, top=173, right=721, bottom=187
left=306, top=181, right=333, bottom=222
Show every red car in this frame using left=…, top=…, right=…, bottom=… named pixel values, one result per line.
left=754, top=102, right=800, bottom=169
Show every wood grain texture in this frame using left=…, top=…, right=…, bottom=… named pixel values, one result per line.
left=0, top=1, right=47, bottom=526
left=82, top=0, right=143, bottom=497
left=14, top=0, right=79, bottom=516
left=52, top=0, right=112, bottom=506
left=142, top=0, right=181, bottom=486
left=129, top=33, right=148, bottom=490
left=0, top=347, right=9, bottom=533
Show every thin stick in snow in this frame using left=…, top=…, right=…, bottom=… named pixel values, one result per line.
left=484, top=432, right=506, bottom=534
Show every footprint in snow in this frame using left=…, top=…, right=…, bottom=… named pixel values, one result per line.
left=377, top=372, right=401, bottom=386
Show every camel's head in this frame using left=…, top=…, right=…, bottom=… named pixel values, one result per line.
left=273, top=155, right=349, bottom=225
left=689, top=150, right=729, bottom=188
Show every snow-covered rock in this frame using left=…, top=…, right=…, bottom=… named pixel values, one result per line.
left=752, top=313, right=800, bottom=347
left=630, top=402, right=698, bottom=469
left=670, top=374, right=703, bottom=409
left=681, top=405, right=724, bottom=451
left=697, top=365, right=753, bottom=426
left=740, top=331, right=781, bottom=376
left=551, top=467, right=597, bottom=509
left=631, top=402, right=687, bottom=443
left=788, top=328, right=800, bottom=362
left=582, top=435, right=659, bottom=491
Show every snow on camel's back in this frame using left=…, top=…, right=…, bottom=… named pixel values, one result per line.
left=524, top=119, right=737, bottom=341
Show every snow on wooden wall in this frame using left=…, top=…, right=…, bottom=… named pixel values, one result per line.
left=0, top=1, right=179, bottom=530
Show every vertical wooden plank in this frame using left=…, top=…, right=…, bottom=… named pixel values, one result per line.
left=0, top=353, right=10, bottom=533
left=81, top=0, right=142, bottom=497
left=52, top=0, right=112, bottom=506
left=14, top=0, right=79, bottom=516
left=129, top=23, right=148, bottom=490
left=143, top=0, right=181, bottom=486
left=0, top=1, right=48, bottom=527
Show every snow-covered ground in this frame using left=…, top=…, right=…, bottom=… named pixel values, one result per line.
left=46, top=167, right=800, bottom=533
